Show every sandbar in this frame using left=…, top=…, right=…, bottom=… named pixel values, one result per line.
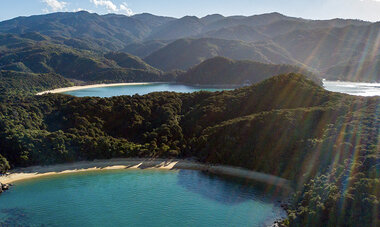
left=36, top=82, right=159, bottom=95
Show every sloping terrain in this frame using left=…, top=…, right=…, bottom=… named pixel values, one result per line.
left=0, top=74, right=378, bottom=227
left=0, top=33, right=170, bottom=83
left=144, top=38, right=301, bottom=71
left=0, top=11, right=377, bottom=81
left=177, top=56, right=319, bottom=85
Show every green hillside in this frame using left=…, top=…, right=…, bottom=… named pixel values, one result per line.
left=178, top=57, right=320, bottom=85
left=0, top=11, right=378, bottom=227
left=0, top=74, right=378, bottom=226
left=0, top=70, right=72, bottom=95
left=0, top=11, right=377, bottom=81
left=0, top=34, right=170, bottom=84
left=145, top=38, right=301, bottom=71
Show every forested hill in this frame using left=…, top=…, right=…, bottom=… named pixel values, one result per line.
left=177, top=57, right=320, bottom=85
left=144, top=38, right=302, bottom=71
left=0, top=70, right=72, bottom=95
left=0, top=11, right=378, bottom=226
left=0, top=73, right=378, bottom=226
left=0, top=34, right=174, bottom=85
left=0, top=11, right=368, bottom=52
left=0, top=12, right=378, bottom=82
left=0, top=32, right=323, bottom=93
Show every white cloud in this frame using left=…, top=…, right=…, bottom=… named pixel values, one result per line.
left=119, top=2, right=134, bottom=16
left=90, top=0, right=117, bottom=11
left=90, top=0, right=134, bottom=15
left=42, top=0, right=67, bottom=12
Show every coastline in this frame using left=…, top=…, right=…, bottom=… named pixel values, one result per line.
left=36, top=82, right=160, bottom=95
left=0, top=158, right=291, bottom=191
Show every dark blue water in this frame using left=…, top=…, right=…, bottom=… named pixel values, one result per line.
left=64, top=83, right=233, bottom=98
left=0, top=170, right=287, bottom=226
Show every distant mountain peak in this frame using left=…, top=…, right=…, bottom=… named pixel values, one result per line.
left=75, top=10, right=91, bottom=14
left=264, top=12, right=285, bottom=16
left=202, top=14, right=224, bottom=18
left=181, top=15, right=201, bottom=20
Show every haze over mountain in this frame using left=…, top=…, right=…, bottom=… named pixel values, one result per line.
left=0, top=11, right=378, bottom=81
left=144, top=38, right=303, bottom=71
left=0, top=33, right=172, bottom=83
left=0, top=32, right=319, bottom=89
left=177, top=57, right=319, bottom=85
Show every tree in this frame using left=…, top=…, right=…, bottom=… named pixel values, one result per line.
left=0, top=154, right=10, bottom=174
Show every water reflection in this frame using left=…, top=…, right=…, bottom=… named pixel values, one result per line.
left=176, top=170, right=286, bottom=205
left=0, top=169, right=287, bottom=226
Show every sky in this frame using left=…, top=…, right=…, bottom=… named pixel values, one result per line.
left=0, top=0, right=380, bottom=22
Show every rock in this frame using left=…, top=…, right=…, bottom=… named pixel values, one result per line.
left=0, top=182, right=10, bottom=191
left=2, top=184, right=9, bottom=190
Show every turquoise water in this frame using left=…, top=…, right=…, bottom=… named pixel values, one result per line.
left=0, top=170, right=287, bottom=226
left=64, top=83, right=233, bottom=98
left=62, top=81, right=380, bottom=98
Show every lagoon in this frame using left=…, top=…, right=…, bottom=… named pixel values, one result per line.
left=63, top=83, right=233, bottom=98
left=62, top=81, right=380, bottom=98
left=0, top=169, right=286, bottom=227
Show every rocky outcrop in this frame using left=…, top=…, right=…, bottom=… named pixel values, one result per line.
left=0, top=182, right=11, bottom=194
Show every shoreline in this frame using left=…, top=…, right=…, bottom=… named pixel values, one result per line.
left=0, top=158, right=291, bottom=191
left=36, top=82, right=161, bottom=95
left=323, top=80, right=380, bottom=84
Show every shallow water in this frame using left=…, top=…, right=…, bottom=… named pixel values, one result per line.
left=323, top=81, right=380, bottom=96
left=63, top=83, right=233, bottom=98
left=0, top=170, right=287, bottom=227
left=63, top=81, right=380, bottom=98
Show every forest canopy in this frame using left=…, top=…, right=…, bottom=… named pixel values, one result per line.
left=0, top=74, right=378, bottom=226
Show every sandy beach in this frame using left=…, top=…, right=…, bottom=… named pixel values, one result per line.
left=0, top=158, right=291, bottom=190
left=36, top=82, right=158, bottom=95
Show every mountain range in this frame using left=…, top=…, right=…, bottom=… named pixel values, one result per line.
left=0, top=32, right=318, bottom=92
left=0, top=11, right=378, bottom=227
left=0, top=33, right=174, bottom=83
left=0, top=11, right=379, bottom=82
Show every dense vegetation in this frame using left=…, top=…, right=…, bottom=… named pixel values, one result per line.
left=1, top=12, right=378, bottom=82
left=0, top=74, right=378, bottom=226
left=178, top=56, right=320, bottom=85
left=144, top=38, right=302, bottom=71
left=0, top=11, right=379, bottom=226
left=0, top=70, right=72, bottom=95
left=1, top=12, right=378, bottom=81
left=0, top=33, right=173, bottom=84
left=0, top=33, right=324, bottom=92
left=0, top=154, right=10, bottom=173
